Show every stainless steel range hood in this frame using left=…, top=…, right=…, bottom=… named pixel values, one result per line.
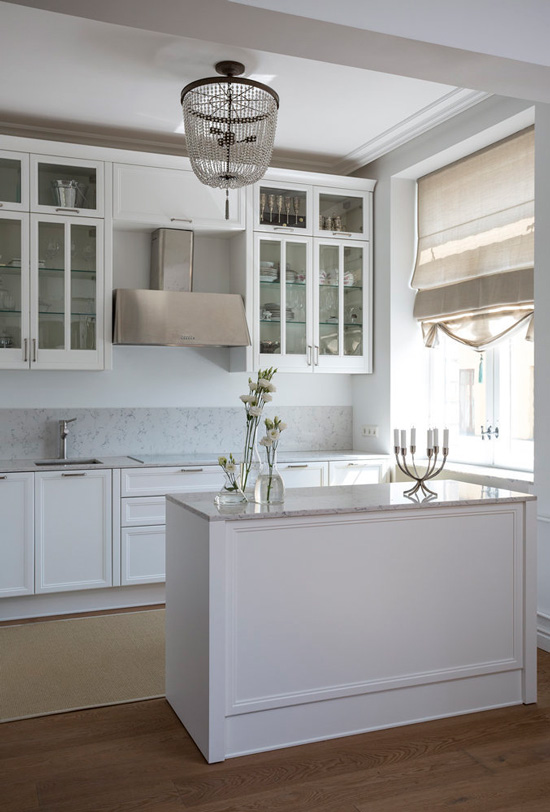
left=113, top=229, right=250, bottom=347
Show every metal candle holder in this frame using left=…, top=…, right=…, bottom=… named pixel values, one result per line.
left=394, top=443, right=449, bottom=500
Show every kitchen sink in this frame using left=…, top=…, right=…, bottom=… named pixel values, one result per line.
left=34, top=458, right=104, bottom=466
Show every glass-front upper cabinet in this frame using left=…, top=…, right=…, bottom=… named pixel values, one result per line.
left=256, top=233, right=312, bottom=370
left=314, top=238, right=371, bottom=373
left=313, top=186, right=370, bottom=240
left=30, top=155, right=104, bottom=217
left=253, top=181, right=311, bottom=234
left=30, top=214, right=103, bottom=370
left=0, top=151, right=29, bottom=211
left=0, top=211, right=30, bottom=369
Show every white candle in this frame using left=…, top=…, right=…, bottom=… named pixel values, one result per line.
left=394, top=428, right=399, bottom=447
left=410, top=427, right=416, bottom=446
left=427, top=429, right=433, bottom=449
left=443, top=428, right=449, bottom=448
left=400, top=429, right=406, bottom=449
left=433, top=428, right=439, bottom=447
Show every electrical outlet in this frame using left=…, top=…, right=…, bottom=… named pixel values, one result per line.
left=361, top=425, right=379, bottom=438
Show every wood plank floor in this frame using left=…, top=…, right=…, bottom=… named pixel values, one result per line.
left=1, top=651, right=549, bottom=812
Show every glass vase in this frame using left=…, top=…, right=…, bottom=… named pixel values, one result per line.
left=214, top=473, right=247, bottom=506
left=254, top=454, right=285, bottom=504
left=239, top=437, right=262, bottom=500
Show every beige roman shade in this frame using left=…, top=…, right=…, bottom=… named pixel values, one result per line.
left=412, top=126, right=534, bottom=349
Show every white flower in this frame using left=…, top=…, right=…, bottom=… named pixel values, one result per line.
left=259, top=435, right=273, bottom=446
left=262, top=393, right=273, bottom=402
left=225, top=462, right=236, bottom=473
left=256, top=378, right=271, bottom=389
left=266, top=382, right=277, bottom=392
left=249, top=406, right=263, bottom=417
left=240, top=394, right=254, bottom=403
left=278, top=422, right=287, bottom=431
left=268, top=428, right=280, bottom=441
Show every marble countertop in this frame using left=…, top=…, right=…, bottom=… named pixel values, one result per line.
left=167, top=480, right=536, bottom=523
left=0, top=450, right=390, bottom=473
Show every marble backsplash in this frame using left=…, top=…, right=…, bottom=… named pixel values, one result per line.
left=0, top=407, right=353, bottom=460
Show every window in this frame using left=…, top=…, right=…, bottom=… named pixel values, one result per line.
left=428, top=327, right=534, bottom=471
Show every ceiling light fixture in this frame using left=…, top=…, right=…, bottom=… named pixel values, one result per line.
left=181, top=61, right=279, bottom=219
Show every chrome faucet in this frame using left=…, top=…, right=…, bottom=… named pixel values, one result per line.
left=59, top=418, right=77, bottom=459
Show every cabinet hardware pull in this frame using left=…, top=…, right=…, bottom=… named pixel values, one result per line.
left=347, top=462, right=361, bottom=467
left=333, top=231, right=352, bottom=237
left=0, top=475, right=7, bottom=480
left=170, top=218, right=193, bottom=223
left=314, top=345, right=319, bottom=365
left=0, top=202, right=3, bottom=208
left=32, top=339, right=37, bottom=362
left=56, top=207, right=80, bottom=213
left=62, top=472, right=87, bottom=477
left=287, top=464, right=308, bottom=469
left=180, top=467, right=203, bottom=472
left=273, top=227, right=294, bottom=232
left=306, top=344, right=312, bottom=365
left=23, top=338, right=28, bottom=362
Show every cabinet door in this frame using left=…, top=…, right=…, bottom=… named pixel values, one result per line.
left=113, top=163, right=245, bottom=230
left=253, top=180, right=311, bottom=234
left=328, top=461, right=387, bottom=486
left=121, top=466, right=224, bottom=497
left=30, top=155, right=104, bottom=217
left=30, top=214, right=104, bottom=370
left=0, top=211, right=30, bottom=369
left=314, top=238, right=372, bottom=373
left=278, top=461, right=328, bottom=488
left=121, top=526, right=166, bottom=585
left=314, top=186, right=370, bottom=240
left=0, top=150, right=29, bottom=211
left=35, top=470, right=112, bottom=593
left=0, top=473, right=34, bottom=598
left=255, top=233, right=313, bottom=371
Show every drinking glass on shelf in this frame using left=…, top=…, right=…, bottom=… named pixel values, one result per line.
left=268, top=194, right=275, bottom=223
left=260, top=193, right=267, bottom=221
left=276, top=194, right=284, bottom=223
left=284, top=196, right=291, bottom=224
left=293, top=197, right=300, bottom=222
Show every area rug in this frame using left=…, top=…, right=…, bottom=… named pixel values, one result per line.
left=0, top=609, right=165, bottom=722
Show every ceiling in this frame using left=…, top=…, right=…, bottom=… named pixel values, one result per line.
left=0, top=1, right=491, bottom=173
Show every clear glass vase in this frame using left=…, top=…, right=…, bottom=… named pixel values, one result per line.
left=254, top=454, right=285, bottom=504
left=214, top=473, right=247, bottom=506
left=239, top=437, right=262, bottom=500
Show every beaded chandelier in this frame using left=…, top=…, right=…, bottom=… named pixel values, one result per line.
left=181, top=61, right=279, bottom=219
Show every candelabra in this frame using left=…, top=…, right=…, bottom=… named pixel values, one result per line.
left=394, top=428, right=449, bottom=501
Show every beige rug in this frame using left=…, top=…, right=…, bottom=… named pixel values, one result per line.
left=0, top=609, right=165, bottom=722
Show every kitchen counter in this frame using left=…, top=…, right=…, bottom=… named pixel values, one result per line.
left=0, top=450, right=389, bottom=473
left=165, top=480, right=537, bottom=762
left=167, top=480, right=535, bottom=522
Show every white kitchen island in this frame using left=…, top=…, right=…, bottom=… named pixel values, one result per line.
left=165, top=481, right=537, bottom=763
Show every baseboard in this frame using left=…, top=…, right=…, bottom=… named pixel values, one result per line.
left=538, top=612, right=550, bottom=653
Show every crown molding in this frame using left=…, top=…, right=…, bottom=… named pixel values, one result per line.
left=331, top=88, right=492, bottom=175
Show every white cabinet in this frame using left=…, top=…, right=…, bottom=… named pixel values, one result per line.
left=278, top=461, right=328, bottom=488
left=313, top=186, right=370, bottom=240
left=0, top=210, right=30, bottom=369
left=329, top=459, right=390, bottom=486
left=35, top=469, right=112, bottom=593
left=30, top=154, right=104, bottom=218
left=0, top=473, right=34, bottom=598
left=121, top=526, right=166, bottom=586
left=113, top=163, right=245, bottom=231
left=0, top=150, right=29, bottom=211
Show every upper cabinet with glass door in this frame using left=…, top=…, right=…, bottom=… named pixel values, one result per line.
left=253, top=181, right=312, bottom=234
left=313, top=186, right=370, bottom=240
left=30, top=155, right=104, bottom=218
left=0, top=150, right=29, bottom=211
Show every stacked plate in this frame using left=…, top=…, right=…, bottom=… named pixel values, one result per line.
left=263, top=302, right=295, bottom=321
left=260, top=261, right=279, bottom=283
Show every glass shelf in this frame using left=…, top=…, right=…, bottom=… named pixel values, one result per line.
left=260, top=281, right=307, bottom=287
left=0, top=309, right=21, bottom=314
left=38, top=267, right=96, bottom=276
left=319, top=283, right=362, bottom=290
left=260, top=319, right=306, bottom=325
left=39, top=311, right=96, bottom=317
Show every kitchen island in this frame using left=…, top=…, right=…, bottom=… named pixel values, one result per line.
left=165, top=481, right=537, bottom=763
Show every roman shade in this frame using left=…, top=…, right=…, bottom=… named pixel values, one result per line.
left=412, top=126, right=534, bottom=350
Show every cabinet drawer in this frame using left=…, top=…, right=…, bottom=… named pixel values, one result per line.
left=121, top=496, right=166, bottom=527
left=121, top=526, right=165, bottom=585
left=278, top=461, right=328, bottom=488
left=121, top=466, right=224, bottom=497
left=328, top=461, right=387, bottom=486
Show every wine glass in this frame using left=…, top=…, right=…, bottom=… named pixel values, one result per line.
left=260, top=193, right=267, bottom=223
left=276, top=194, right=284, bottom=223
left=284, top=196, right=291, bottom=225
left=268, top=194, right=275, bottom=223
left=293, top=197, right=300, bottom=223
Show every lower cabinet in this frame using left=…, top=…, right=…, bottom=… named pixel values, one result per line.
left=121, top=526, right=166, bottom=585
left=328, top=459, right=390, bottom=486
left=0, top=472, right=34, bottom=598
left=35, top=469, right=112, bottom=593
left=278, top=461, right=328, bottom=487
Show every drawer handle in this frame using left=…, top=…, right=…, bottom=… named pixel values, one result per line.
left=170, top=217, right=193, bottom=223
left=333, top=231, right=352, bottom=237
left=273, top=226, right=294, bottom=232
left=56, top=207, right=80, bottom=213
left=0, top=202, right=3, bottom=208
left=32, top=338, right=37, bottom=362
left=180, top=467, right=204, bottom=472
left=0, top=475, right=7, bottom=480
left=62, top=472, right=87, bottom=477
left=287, top=464, right=308, bottom=469
left=23, top=338, right=28, bottom=362
left=347, top=462, right=362, bottom=467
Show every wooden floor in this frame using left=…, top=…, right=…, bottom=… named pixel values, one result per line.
left=1, top=652, right=550, bottom=812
